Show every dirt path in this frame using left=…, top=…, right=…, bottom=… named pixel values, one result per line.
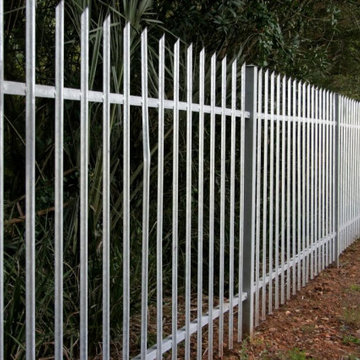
left=225, top=240, right=360, bottom=360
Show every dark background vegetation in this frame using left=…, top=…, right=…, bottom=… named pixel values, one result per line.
left=3, top=0, right=360, bottom=358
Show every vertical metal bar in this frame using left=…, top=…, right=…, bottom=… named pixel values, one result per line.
left=286, top=78, right=291, bottom=300
left=122, top=22, right=131, bottom=360
left=356, top=101, right=358, bottom=242
left=321, top=89, right=329, bottom=262
left=344, top=97, right=347, bottom=250
left=237, top=63, right=246, bottom=342
left=281, top=76, right=286, bottom=305
left=337, top=95, right=340, bottom=257
left=320, top=90, right=327, bottom=271
left=349, top=99, right=351, bottom=245
left=348, top=98, right=351, bottom=246
left=254, top=69, right=262, bottom=326
left=197, top=48, right=205, bottom=359
left=348, top=98, right=350, bottom=247
left=358, top=102, right=359, bottom=240
left=0, top=0, right=3, bottom=355
left=25, top=0, right=36, bottom=358
left=348, top=98, right=351, bottom=247
left=319, top=90, right=323, bottom=273
left=357, top=103, right=359, bottom=241
left=348, top=98, right=350, bottom=248
left=344, top=97, right=346, bottom=251
left=268, top=72, right=275, bottom=314
left=325, top=91, right=330, bottom=266
left=346, top=98, right=348, bottom=249
left=353, top=101, right=356, bottom=241
left=344, top=98, right=346, bottom=248
left=338, top=96, right=341, bottom=254
left=297, top=81, right=301, bottom=291
left=343, top=97, right=346, bottom=252
left=349, top=100, right=352, bottom=244
left=102, top=15, right=111, bottom=360
left=327, top=102, right=330, bottom=239
left=357, top=103, right=359, bottom=240
left=274, top=75, right=280, bottom=310
left=80, top=8, right=89, bottom=360
left=353, top=100, right=355, bottom=242
left=349, top=100, right=356, bottom=245
left=348, top=99, right=354, bottom=246
left=156, top=35, right=165, bottom=360
left=334, top=94, right=340, bottom=265
left=358, top=101, right=359, bottom=241
left=141, top=28, right=151, bottom=360
left=292, top=80, right=296, bottom=296
left=310, top=86, right=315, bottom=279
left=314, top=89, right=318, bottom=276
left=324, top=90, right=327, bottom=263
left=351, top=101, right=354, bottom=243
left=351, top=100, right=353, bottom=239
left=219, top=56, right=226, bottom=358
left=345, top=97, right=348, bottom=249
left=341, top=96, right=344, bottom=253
left=323, top=91, right=328, bottom=267
left=354, top=100, right=356, bottom=241
left=318, top=90, right=322, bottom=272
left=324, top=92, right=328, bottom=256
left=208, top=53, right=216, bottom=360
left=348, top=97, right=351, bottom=251
left=228, top=58, right=236, bottom=349
left=352, top=99, right=354, bottom=240
left=356, top=102, right=358, bottom=242
left=320, top=90, right=324, bottom=265
left=330, top=93, right=334, bottom=262
left=330, top=93, right=334, bottom=263
left=185, top=44, right=193, bottom=360
left=54, top=2, right=64, bottom=359
left=171, top=39, right=180, bottom=360
left=302, top=83, right=306, bottom=287
left=262, top=70, right=268, bottom=319
left=350, top=100, right=352, bottom=245
left=242, top=65, right=257, bottom=335
left=352, top=100, right=354, bottom=242
left=306, top=85, right=311, bottom=282
left=323, top=91, right=327, bottom=266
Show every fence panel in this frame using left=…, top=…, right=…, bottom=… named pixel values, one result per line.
left=0, top=1, right=360, bottom=360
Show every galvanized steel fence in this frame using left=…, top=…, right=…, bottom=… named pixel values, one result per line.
left=0, top=1, right=360, bottom=359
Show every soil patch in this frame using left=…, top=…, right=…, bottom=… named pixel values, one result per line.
left=225, top=239, right=360, bottom=360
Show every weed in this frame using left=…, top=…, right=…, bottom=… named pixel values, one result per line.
left=343, top=335, right=360, bottom=345
left=349, top=284, right=360, bottom=292
left=285, top=348, right=308, bottom=360
left=250, top=336, right=265, bottom=347
left=346, top=355, right=360, bottom=360
left=343, top=307, right=360, bottom=327
left=237, top=338, right=249, bottom=360
left=258, top=348, right=271, bottom=359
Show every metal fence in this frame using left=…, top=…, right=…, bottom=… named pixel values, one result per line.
left=0, top=1, right=359, bottom=359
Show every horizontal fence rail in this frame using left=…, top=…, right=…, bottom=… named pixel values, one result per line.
left=0, top=1, right=360, bottom=359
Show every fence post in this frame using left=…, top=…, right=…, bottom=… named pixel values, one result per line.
left=242, top=65, right=257, bottom=336
left=334, top=93, right=340, bottom=267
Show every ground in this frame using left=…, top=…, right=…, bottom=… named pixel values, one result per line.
left=225, top=239, right=360, bottom=360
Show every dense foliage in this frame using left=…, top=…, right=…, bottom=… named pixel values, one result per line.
left=3, top=0, right=360, bottom=358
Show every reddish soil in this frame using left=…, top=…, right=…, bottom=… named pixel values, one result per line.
left=225, top=239, right=360, bottom=360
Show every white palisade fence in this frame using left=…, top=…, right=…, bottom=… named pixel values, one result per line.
left=0, top=1, right=360, bottom=359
